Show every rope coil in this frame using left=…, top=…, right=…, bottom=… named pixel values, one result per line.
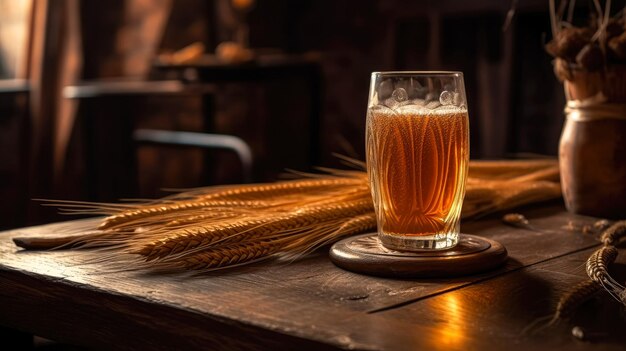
left=565, top=101, right=626, bottom=122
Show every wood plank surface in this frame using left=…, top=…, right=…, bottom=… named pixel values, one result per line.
left=0, top=205, right=623, bottom=350
left=372, top=247, right=626, bottom=350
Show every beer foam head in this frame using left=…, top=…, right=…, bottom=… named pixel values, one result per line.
left=369, top=103, right=467, bottom=116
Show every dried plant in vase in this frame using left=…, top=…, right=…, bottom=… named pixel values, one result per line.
left=545, top=0, right=626, bottom=218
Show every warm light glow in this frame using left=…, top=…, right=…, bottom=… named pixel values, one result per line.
left=231, top=0, right=255, bottom=10
left=434, top=294, right=467, bottom=349
left=0, top=0, right=32, bottom=78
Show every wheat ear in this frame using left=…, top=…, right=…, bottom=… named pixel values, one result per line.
left=600, top=221, right=626, bottom=246
left=137, top=195, right=373, bottom=260
left=153, top=213, right=376, bottom=272
left=98, top=177, right=364, bottom=230
left=525, top=278, right=604, bottom=335
left=163, top=239, right=283, bottom=271
left=586, top=246, right=624, bottom=303
left=549, top=279, right=602, bottom=326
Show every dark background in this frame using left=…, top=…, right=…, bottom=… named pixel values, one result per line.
left=0, top=0, right=576, bottom=229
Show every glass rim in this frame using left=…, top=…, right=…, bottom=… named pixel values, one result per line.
left=371, top=71, right=463, bottom=77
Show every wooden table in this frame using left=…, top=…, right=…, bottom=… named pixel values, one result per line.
left=1, top=205, right=625, bottom=350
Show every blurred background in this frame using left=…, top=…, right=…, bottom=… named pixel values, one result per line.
left=0, top=0, right=568, bottom=229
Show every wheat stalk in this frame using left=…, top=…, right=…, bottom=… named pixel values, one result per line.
left=98, top=177, right=365, bottom=230
left=12, top=160, right=563, bottom=273
left=152, top=213, right=378, bottom=272
left=278, top=212, right=377, bottom=261
left=525, top=278, right=604, bottom=334
left=137, top=194, right=373, bottom=260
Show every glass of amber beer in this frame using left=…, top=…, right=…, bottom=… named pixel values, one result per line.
left=366, top=72, right=469, bottom=251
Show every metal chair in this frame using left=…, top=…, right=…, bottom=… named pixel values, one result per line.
left=64, top=79, right=253, bottom=200
left=133, top=129, right=252, bottom=183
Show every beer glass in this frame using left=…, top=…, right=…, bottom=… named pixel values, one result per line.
left=366, top=72, right=469, bottom=251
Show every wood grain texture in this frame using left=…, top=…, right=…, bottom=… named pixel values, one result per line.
left=0, top=205, right=621, bottom=350
left=375, top=247, right=626, bottom=351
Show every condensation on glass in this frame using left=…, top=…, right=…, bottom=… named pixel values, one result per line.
left=366, top=71, right=469, bottom=251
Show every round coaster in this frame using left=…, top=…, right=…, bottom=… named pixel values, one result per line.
left=329, top=233, right=507, bottom=278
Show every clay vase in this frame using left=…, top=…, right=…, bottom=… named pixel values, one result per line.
left=559, top=107, right=626, bottom=218
left=559, top=67, right=626, bottom=219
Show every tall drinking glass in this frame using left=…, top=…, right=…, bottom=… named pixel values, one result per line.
left=366, top=72, right=469, bottom=251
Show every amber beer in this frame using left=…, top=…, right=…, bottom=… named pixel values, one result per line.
left=366, top=105, right=469, bottom=250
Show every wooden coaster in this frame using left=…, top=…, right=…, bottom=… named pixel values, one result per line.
left=329, top=233, right=507, bottom=278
